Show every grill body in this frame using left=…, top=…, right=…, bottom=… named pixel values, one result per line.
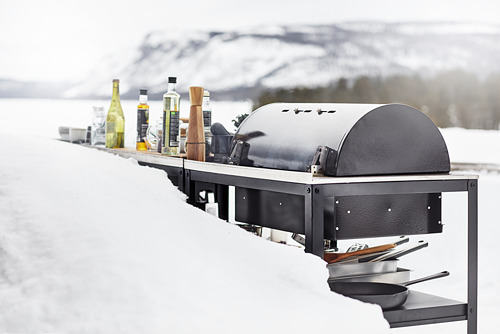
left=231, top=103, right=450, bottom=176
left=231, top=103, right=450, bottom=239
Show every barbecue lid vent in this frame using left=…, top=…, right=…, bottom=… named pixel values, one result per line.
left=229, top=103, right=450, bottom=176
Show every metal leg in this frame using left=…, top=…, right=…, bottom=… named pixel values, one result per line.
left=467, top=180, right=478, bottom=334
left=177, top=168, right=184, bottom=193
left=216, top=184, right=229, bottom=221
left=305, top=186, right=325, bottom=257
left=184, top=170, right=195, bottom=205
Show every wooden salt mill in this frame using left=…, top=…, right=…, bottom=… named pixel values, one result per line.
left=186, top=86, right=205, bottom=161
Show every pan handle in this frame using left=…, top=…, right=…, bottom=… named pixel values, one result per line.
left=403, top=271, right=450, bottom=287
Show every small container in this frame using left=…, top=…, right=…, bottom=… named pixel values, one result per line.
left=69, top=128, right=87, bottom=143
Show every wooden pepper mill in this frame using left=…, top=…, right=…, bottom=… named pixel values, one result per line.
left=186, top=86, right=205, bottom=161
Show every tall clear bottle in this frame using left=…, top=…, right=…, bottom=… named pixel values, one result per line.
left=105, top=79, right=125, bottom=148
left=162, top=77, right=180, bottom=155
left=202, top=90, right=212, bottom=144
left=136, top=89, right=149, bottom=151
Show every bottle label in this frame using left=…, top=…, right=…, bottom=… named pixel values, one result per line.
left=163, top=110, right=179, bottom=147
left=106, top=122, right=115, bottom=133
left=136, top=106, right=149, bottom=142
left=203, top=110, right=212, bottom=128
left=169, top=111, right=179, bottom=146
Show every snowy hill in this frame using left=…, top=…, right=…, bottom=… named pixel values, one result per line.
left=63, top=22, right=500, bottom=100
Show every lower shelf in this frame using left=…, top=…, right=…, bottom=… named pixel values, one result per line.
left=384, top=290, right=467, bottom=328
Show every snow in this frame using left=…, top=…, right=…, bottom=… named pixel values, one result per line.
left=0, top=98, right=499, bottom=333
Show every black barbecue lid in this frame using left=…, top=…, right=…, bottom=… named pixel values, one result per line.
left=230, top=103, right=450, bottom=176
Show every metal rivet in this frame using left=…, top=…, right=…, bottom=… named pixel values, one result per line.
left=335, top=200, right=339, bottom=204
left=279, top=202, right=282, bottom=206
left=428, top=206, right=431, bottom=210
left=315, top=188, right=320, bottom=194
left=388, top=208, right=392, bottom=212
left=347, top=210, right=351, bottom=214
left=335, top=227, right=339, bottom=231
left=470, top=308, right=475, bottom=314
left=243, top=196, right=246, bottom=200
left=438, top=221, right=442, bottom=225
left=307, top=188, right=311, bottom=193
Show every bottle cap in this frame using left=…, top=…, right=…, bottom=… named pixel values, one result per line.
left=140, top=89, right=147, bottom=95
left=113, top=79, right=119, bottom=83
left=168, top=77, right=177, bottom=83
left=204, top=90, right=210, bottom=97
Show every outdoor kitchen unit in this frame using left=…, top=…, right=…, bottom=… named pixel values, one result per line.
left=230, top=103, right=451, bottom=240
left=98, top=102, right=478, bottom=333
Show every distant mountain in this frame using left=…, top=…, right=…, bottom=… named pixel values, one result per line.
left=7, top=22, right=500, bottom=100
left=0, top=79, right=69, bottom=99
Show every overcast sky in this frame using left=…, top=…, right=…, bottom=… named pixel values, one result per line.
left=1, top=0, right=500, bottom=82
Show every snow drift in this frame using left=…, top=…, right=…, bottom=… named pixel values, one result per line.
left=0, top=134, right=389, bottom=333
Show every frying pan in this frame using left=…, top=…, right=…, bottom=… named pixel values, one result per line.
left=330, top=271, right=450, bottom=310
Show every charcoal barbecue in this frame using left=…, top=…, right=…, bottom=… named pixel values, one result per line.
left=226, top=103, right=450, bottom=240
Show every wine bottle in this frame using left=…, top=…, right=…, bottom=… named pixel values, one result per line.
left=162, top=77, right=180, bottom=155
left=105, top=79, right=125, bottom=148
left=136, top=89, right=149, bottom=151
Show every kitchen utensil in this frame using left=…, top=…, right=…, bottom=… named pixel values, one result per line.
left=325, top=243, right=397, bottom=264
left=330, top=271, right=450, bottom=310
left=346, top=243, right=368, bottom=252
left=325, top=236, right=409, bottom=264
left=365, top=240, right=428, bottom=262
left=333, top=250, right=393, bottom=264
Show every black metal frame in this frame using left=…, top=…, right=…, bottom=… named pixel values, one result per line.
left=184, top=169, right=477, bottom=333
left=95, top=148, right=478, bottom=333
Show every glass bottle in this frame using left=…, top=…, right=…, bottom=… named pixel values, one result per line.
left=162, top=77, right=180, bottom=155
left=136, top=89, right=149, bottom=151
left=202, top=90, right=212, bottom=144
left=91, top=105, right=106, bottom=145
left=105, top=79, right=125, bottom=148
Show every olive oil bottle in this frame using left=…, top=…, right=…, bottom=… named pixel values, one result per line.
left=136, top=89, right=149, bottom=151
left=105, top=79, right=125, bottom=148
left=162, top=77, right=180, bottom=155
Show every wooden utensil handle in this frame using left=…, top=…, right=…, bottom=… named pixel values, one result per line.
left=325, top=243, right=396, bottom=264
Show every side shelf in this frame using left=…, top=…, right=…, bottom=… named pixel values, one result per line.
left=383, top=290, right=467, bottom=328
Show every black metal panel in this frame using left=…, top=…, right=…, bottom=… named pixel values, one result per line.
left=327, top=193, right=443, bottom=239
left=231, top=103, right=450, bottom=176
left=235, top=187, right=442, bottom=239
left=235, top=187, right=305, bottom=234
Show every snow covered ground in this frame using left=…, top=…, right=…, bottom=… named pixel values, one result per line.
left=0, top=98, right=499, bottom=333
